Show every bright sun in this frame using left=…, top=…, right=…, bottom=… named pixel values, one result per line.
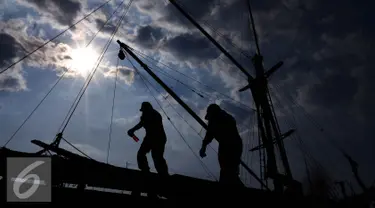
left=70, top=47, right=99, bottom=76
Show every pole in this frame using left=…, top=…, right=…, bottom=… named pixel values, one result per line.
left=168, top=0, right=254, bottom=80
left=246, top=0, right=260, bottom=55
left=117, top=40, right=269, bottom=190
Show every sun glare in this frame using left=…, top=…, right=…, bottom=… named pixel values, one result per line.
left=70, top=47, right=99, bottom=76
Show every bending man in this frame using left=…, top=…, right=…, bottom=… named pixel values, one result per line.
left=200, top=104, right=243, bottom=186
left=128, top=102, right=169, bottom=176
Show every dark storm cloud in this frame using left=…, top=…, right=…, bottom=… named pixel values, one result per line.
left=0, top=18, right=75, bottom=91
left=163, top=33, right=220, bottom=62
left=133, top=25, right=163, bottom=49
left=95, top=19, right=117, bottom=34
left=17, top=0, right=82, bottom=26
left=130, top=24, right=219, bottom=63
left=156, top=0, right=217, bottom=30
left=0, top=33, right=27, bottom=91
left=0, top=33, right=25, bottom=66
left=306, top=73, right=358, bottom=110
left=0, top=72, right=26, bottom=92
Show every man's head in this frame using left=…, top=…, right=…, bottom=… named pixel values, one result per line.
left=140, top=102, right=153, bottom=112
left=205, top=104, right=221, bottom=121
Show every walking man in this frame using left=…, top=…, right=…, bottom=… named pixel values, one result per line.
left=199, top=104, right=243, bottom=186
left=128, top=102, right=169, bottom=176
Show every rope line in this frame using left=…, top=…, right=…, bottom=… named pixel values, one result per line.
left=1, top=0, right=126, bottom=147
left=132, top=49, right=256, bottom=111
left=0, top=0, right=114, bottom=74
left=61, top=137, right=93, bottom=160
left=59, top=0, right=133, bottom=133
left=106, top=57, right=120, bottom=164
left=127, top=57, right=218, bottom=181
left=270, top=84, right=345, bottom=153
left=2, top=70, right=68, bottom=147
left=269, top=87, right=342, bottom=198
left=58, top=0, right=131, bottom=132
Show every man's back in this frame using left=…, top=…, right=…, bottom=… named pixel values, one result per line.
left=208, top=111, right=242, bottom=146
left=141, top=109, right=166, bottom=138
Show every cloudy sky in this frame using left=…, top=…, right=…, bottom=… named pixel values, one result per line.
left=0, top=0, right=374, bottom=193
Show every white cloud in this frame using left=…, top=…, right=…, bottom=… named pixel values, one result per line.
left=102, top=65, right=135, bottom=85
left=113, top=115, right=139, bottom=126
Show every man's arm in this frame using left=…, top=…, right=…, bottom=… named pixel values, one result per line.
left=128, top=119, right=143, bottom=136
left=199, top=128, right=214, bottom=158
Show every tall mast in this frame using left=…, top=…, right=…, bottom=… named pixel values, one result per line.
left=244, top=0, right=293, bottom=189
left=117, top=40, right=269, bottom=190
left=246, top=0, right=260, bottom=55
left=168, top=0, right=294, bottom=192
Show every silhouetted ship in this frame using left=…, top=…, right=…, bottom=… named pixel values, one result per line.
left=1, top=0, right=373, bottom=206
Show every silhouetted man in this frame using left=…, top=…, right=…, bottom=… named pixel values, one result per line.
left=128, top=102, right=169, bottom=176
left=200, top=104, right=243, bottom=186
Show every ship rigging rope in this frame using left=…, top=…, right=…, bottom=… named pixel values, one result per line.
left=61, top=136, right=93, bottom=160
left=139, top=56, right=256, bottom=114
left=268, top=87, right=336, bottom=175
left=268, top=87, right=343, bottom=198
left=1, top=0, right=127, bottom=148
left=269, top=84, right=348, bottom=160
left=59, top=0, right=133, bottom=134
left=0, top=0, right=115, bottom=75
left=133, top=52, right=255, bottom=133
left=107, top=57, right=120, bottom=164
left=131, top=49, right=256, bottom=112
left=126, top=56, right=218, bottom=181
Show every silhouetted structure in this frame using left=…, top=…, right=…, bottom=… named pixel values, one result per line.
left=200, top=104, right=243, bottom=186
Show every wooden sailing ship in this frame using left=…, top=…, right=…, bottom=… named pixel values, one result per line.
left=0, top=0, right=373, bottom=206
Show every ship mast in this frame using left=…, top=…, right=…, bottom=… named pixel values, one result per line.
left=244, top=0, right=293, bottom=186
left=168, top=0, right=294, bottom=192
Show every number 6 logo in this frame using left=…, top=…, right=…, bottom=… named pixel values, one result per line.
left=13, top=161, right=45, bottom=199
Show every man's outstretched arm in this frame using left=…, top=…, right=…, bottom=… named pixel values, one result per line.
left=128, top=120, right=143, bottom=136
left=200, top=130, right=214, bottom=158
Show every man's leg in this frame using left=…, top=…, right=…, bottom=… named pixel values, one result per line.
left=218, top=149, right=243, bottom=186
left=137, top=141, right=151, bottom=172
left=133, top=140, right=151, bottom=197
left=151, top=141, right=169, bottom=176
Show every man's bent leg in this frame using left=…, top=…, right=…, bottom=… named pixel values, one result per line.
left=132, top=141, right=152, bottom=197
left=218, top=150, right=243, bottom=187
left=137, top=141, right=152, bottom=171
left=151, top=142, right=169, bottom=176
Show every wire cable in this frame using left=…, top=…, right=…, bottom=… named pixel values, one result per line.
left=269, top=87, right=342, bottom=197
left=131, top=49, right=256, bottom=111
left=106, top=57, right=120, bottom=164
left=270, top=84, right=345, bottom=153
left=61, top=137, right=93, bottom=159
left=58, top=0, right=129, bottom=131
left=0, top=0, right=114, bottom=75
left=1, top=0, right=126, bottom=147
left=2, top=70, right=68, bottom=147
left=59, top=0, right=133, bottom=133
